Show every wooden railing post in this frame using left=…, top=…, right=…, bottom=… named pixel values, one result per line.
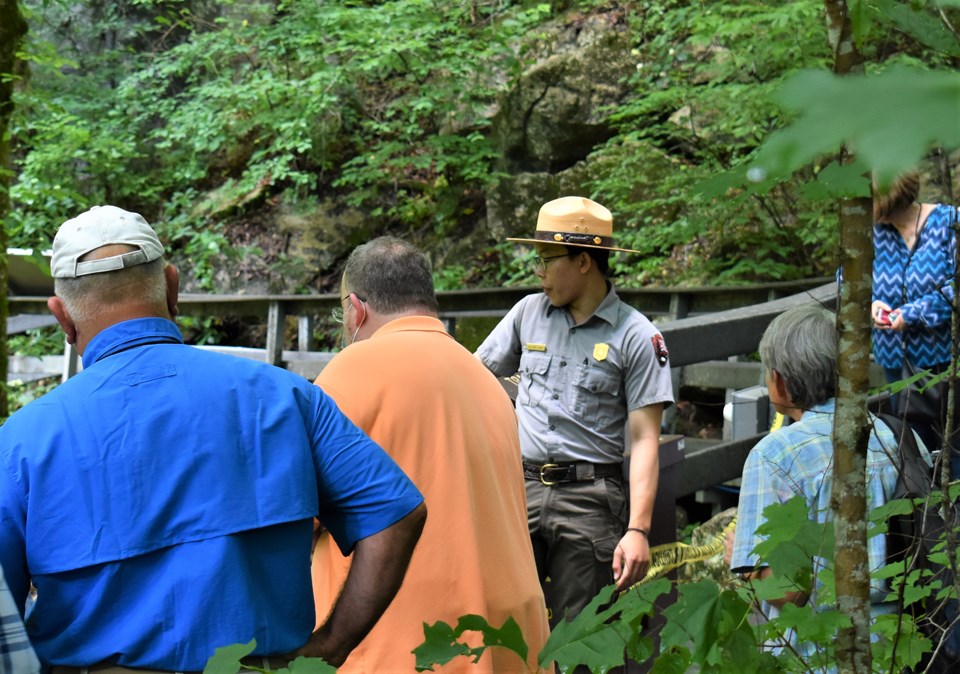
left=266, top=301, right=285, bottom=366
left=668, top=292, right=691, bottom=321
left=298, top=315, right=314, bottom=352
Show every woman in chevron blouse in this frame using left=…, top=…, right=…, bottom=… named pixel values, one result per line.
left=871, top=170, right=958, bottom=474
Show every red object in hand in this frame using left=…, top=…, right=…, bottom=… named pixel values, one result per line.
left=877, top=308, right=899, bottom=325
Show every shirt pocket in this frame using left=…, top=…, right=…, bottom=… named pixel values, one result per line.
left=570, top=361, right=622, bottom=425
left=518, top=352, right=552, bottom=408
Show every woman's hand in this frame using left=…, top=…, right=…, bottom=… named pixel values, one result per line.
left=871, top=301, right=901, bottom=330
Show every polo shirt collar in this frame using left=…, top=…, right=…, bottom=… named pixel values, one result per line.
left=370, top=315, right=450, bottom=339
left=83, top=317, right=184, bottom=368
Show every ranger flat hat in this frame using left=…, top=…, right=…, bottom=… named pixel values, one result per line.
left=506, top=196, right=642, bottom=254
left=51, top=205, right=164, bottom=279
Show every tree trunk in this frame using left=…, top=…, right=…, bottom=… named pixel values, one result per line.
left=0, top=0, right=27, bottom=420
left=823, top=2, right=872, bottom=673
left=832, top=189, right=875, bottom=674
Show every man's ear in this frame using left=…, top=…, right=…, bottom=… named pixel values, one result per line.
left=349, top=293, right=367, bottom=326
left=164, top=264, right=180, bottom=318
left=47, top=296, right=78, bottom=345
left=576, top=250, right=593, bottom=274
left=769, top=369, right=790, bottom=400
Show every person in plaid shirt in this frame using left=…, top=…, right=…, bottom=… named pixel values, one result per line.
left=0, top=564, right=39, bottom=674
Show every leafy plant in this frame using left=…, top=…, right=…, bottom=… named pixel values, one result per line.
left=413, top=615, right=530, bottom=671
left=588, top=0, right=839, bottom=285
left=5, top=377, right=58, bottom=417
left=4, top=326, right=64, bottom=418
left=203, top=639, right=335, bottom=674
left=7, top=325, right=62, bottom=358
left=412, top=496, right=957, bottom=673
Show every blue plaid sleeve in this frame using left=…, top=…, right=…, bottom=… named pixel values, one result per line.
left=0, top=565, right=39, bottom=674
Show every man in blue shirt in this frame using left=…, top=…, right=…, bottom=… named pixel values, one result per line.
left=0, top=206, right=427, bottom=672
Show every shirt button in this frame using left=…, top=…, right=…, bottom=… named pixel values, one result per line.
left=549, top=424, right=555, bottom=431
left=560, top=361, right=567, bottom=367
left=553, top=394, right=559, bottom=399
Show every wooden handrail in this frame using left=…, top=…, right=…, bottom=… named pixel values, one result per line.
left=9, top=280, right=843, bottom=512
left=10, top=277, right=831, bottom=361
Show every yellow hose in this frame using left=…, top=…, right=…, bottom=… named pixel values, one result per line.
left=631, top=516, right=738, bottom=588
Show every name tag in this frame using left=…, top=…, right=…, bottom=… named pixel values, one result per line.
left=525, top=343, right=547, bottom=352
left=593, top=343, right=609, bottom=361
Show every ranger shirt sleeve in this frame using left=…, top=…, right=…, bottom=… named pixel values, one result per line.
left=621, top=313, right=674, bottom=412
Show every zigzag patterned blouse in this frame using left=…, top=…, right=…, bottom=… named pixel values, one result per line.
left=872, top=203, right=957, bottom=369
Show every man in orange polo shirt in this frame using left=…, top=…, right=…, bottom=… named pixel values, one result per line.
left=312, top=236, right=549, bottom=673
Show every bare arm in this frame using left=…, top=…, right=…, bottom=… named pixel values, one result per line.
left=293, top=502, right=427, bottom=666
left=612, top=404, right=663, bottom=590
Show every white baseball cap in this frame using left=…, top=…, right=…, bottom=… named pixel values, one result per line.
left=51, top=205, right=164, bottom=279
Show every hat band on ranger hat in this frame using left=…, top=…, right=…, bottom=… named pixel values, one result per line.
left=505, top=195, right=643, bottom=254
left=535, top=230, right=613, bottom=248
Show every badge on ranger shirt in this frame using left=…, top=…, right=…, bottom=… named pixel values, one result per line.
left=525, top=343, right=547, bottom=352
left=593, top=343, right=609, bottom=361
left=652, top=334, right=669, bottom=366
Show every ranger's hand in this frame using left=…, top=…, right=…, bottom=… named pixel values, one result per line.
left=613, top=528, right=650, bottom=590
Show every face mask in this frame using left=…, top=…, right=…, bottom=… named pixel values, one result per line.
left=340, top=323, right=361, bottom=350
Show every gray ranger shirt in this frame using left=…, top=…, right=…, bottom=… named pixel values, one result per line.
left=476, top=285, right=674, bottom=464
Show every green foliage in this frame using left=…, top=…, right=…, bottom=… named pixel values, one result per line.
left=10, top=0, right=955, bottom=290
left=7, top=325, right=62, bottom=358
left=537, top=580, right=667, bottom=672
left=203, top=638, right=336, bottom=674
left=746, top=65, right=960, bottom=189
left=432, top=264, right=469, bottom=292
left=10, top=0, right=564, bottom=289
left=178, top=316, right=227, bottom=346
left=411, top=581, right=667, bottom=673
left=751, top=496, right=832, bottom=602
left=413, top=615, right=529, bottom=671
left=657, top=580, right=779, bottom=674
left=411, top=495, right=957, bottom=672
left=5, top=377, right=59, bottom=417
left=698, top=1, right=960, bottom=204
left=592, top=0, right=839, bottom=284
left=4, top=326, right=63, bottom=419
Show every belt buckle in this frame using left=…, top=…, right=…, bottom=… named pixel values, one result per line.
left=540, top=463, right=559, bottom=485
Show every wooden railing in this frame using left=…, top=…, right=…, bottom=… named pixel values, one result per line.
left=9, top=276, right=830, bottom=367
left=8, top=279, right=839, bottom=518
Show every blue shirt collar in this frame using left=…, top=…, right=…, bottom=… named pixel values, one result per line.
left=83, top=317, right=184, bottom=368
left=801, top=399, right=836, bottom=419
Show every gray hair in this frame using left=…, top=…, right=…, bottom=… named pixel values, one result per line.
left=343, top=236, right=439, bottom=315
left=759, top=303, right=837, bottom=409
left=54, top=257, right=168, bottom=324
